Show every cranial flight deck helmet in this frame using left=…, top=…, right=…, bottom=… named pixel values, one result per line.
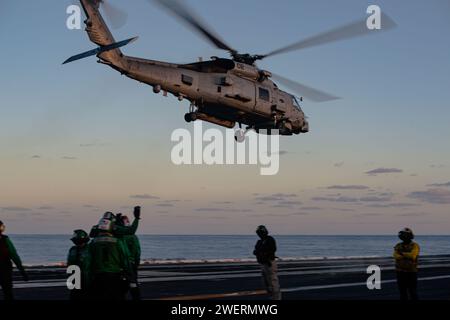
left=256, top=225, right=269, bottom=238
left=71, top=229, right=90, bottom=245
left=97, top=212, right=116, bottom=232
left=398, top=227, right=414, bottom=242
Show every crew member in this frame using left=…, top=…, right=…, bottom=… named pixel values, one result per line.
left=253, top=225, right=281, bottom=300
left=89, top=213, right=130, bottom=300
left=0, top=221, right=28, bottom=300
left=117, top=213, right=142, bottom=300
left=67, top=229, right=91, bottom=300
left=394, top=227, right=420, bottom=300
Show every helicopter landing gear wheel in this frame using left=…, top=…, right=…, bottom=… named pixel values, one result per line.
left=234, top=129, right=246, bottom=143
left=184, top=112, right=197, bottom=123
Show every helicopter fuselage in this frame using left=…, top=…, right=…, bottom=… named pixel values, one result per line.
left=78, top=0, right=309, bottom=135
left=117, top=57, right=309, bottom=135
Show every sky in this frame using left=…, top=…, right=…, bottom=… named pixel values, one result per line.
left=0, top=0, right=450, bottom=235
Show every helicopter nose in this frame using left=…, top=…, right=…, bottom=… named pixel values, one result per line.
left=301, top=120, right=309, bottom=133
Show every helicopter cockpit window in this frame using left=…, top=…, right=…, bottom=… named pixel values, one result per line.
left=259, top=88, right=270, bottom=102
left=181, top=74, right=193, bottom=86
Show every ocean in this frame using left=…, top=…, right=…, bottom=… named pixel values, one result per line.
left=7, top=235, right=450, bottom=266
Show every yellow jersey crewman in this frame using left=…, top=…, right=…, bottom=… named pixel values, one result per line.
left=393, top=228, right=420, bottom=300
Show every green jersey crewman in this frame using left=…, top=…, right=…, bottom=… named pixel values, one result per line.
left=67, top=229, right=91, bottom=300
left=89, top=212, right=130, bottom=300
left=0, top=221, right=28, bottom=300
left=116, top=209, right=141, bottom=300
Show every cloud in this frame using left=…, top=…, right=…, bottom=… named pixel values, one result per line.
left=428, top=182, right=450, bottom=187
left=161, top=199, right=182, bottom=203
left=359, top=196, right=393, bottom=202
left=430, top=164, right=446, bottom=169
left=29, top=212, right=46, bottom=217
left=398, top=212, right=428, bottom=217
left=312, top=193, right=393, bottom=204
left=272, top=193, right=298, bottom=198
left=327, top=185, right=369, bottom=190
left=1, top=206, right=32, bottom=212
left=31, top=155, right=41, bottom=159
left=312, top=196, right=359, bottom=203
left=195, top=208, right=225, bottom=212
left=129, top=194, right=160, bottom=200
left=300, top=206, right=322, bottom=210
left=195, top=207, right=252, bottom=213
left=407, top=188, right=450, bottom=204
left=274, top=200, right=303, bottom=207
left=334, top=208, right=356, bottom=212
left=255, top=193, right=302, bottom=209
left=155, top=203, right=175, bottom=207
left=79, top=142, right=108, bottom=148
left=255, top=196, right=284, bottom=202
left=37, top=206, right=55, bottom=210
left=282, top=200, right=303, bottom=205
left=375, top=192, right=396, bottom=197
left=311, top=190, right=394, bottom=203
left=61, top=156, right=77, bottom=160
left=287, top=212, right=310, bottom=216
left=334, top=162, right=344, bottom=168
left=366, top=203, right=418, bottom=208
left=354, top=213, right=383, bottom=217
left=207, top=216, right=231, bottom=220
left=255, top=193, right=298, bottom=202
left=365, top=168, right=403, bottom=176
left=248, top=211, right=309, bottom=218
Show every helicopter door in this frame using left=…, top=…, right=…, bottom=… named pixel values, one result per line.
left=220, top=75, right=256, bottom=112
left=256, top=86, right=273, bottom=115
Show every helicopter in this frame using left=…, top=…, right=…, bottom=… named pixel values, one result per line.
left=64, top=0, right=396, bottom=142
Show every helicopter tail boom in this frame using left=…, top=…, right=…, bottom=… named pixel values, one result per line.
left=72, top=0, right=129, bottom=70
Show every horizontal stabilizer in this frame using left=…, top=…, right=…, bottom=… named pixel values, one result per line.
left=63, top=36, right=138, bottom=65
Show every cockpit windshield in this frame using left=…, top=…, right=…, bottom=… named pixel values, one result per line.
left=292, top=96, right=302, bottom=111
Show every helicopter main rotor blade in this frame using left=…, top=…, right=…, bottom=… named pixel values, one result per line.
left=151, top=0, right=236, bottom=53
left=271, top=73, right=340, bottom=103
left=101, top=0, right=128, bottom=30
left=261, top=13, right=397, bottom=60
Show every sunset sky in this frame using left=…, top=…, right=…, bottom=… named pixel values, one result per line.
left=1, top=0, right=449, bottom=234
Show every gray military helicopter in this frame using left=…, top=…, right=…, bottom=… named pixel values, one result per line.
left=64, top=0, right=396, bottom=141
